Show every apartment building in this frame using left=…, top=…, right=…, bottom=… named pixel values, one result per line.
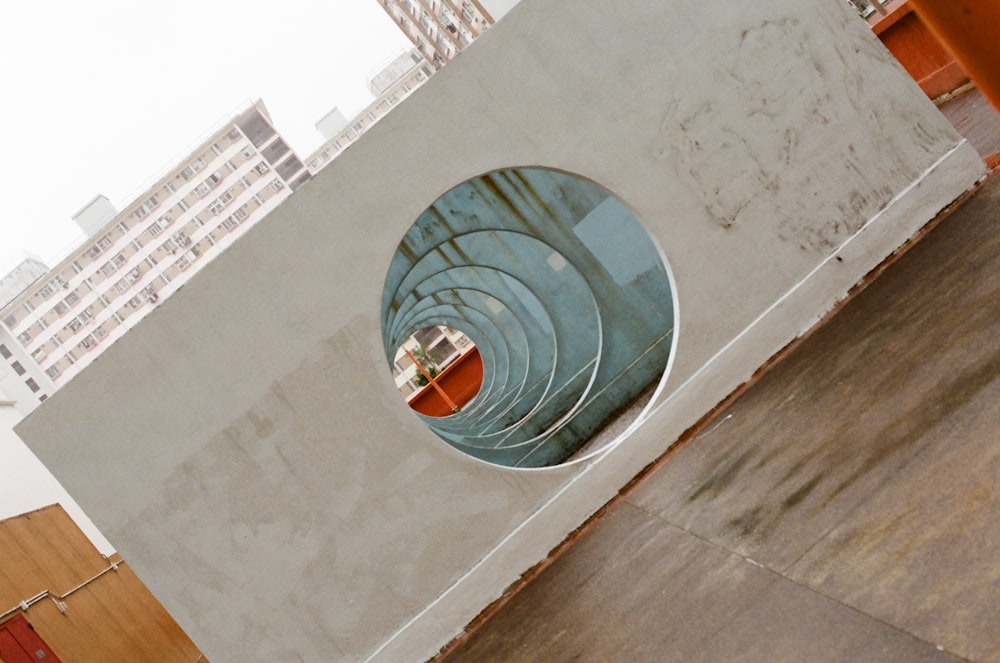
left=0, top=101, right=309, bottom=390
left=306, top=50, right=433, bottom=174
left=375, top=0, right=493, bottom=69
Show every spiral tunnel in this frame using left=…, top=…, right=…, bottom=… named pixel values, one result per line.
left=381, top=168, right=675, bottom=468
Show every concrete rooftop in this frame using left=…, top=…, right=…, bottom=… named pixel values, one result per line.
left=443, top=170, right=1000, bottom=662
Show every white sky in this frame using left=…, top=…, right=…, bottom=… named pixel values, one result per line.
left=0, top=0, right=412, bottom=272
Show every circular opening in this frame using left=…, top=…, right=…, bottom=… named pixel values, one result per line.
left=381, top=168, right=675, bottom=468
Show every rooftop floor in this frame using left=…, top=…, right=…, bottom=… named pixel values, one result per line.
left=442, top=139, right=1000, bottom=660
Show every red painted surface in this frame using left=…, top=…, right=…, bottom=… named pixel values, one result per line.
left=908, top=0, right=1000, bottom=112
left=870, top=1, right=969, bottom=99
left=409, top=348, right=484, bottom=418
left=0, top=615, right=63, bottom=663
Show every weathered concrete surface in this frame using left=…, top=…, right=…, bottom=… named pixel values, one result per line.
left=14, top=0, right=987, bottom=660
left=445, top=175, right=1000, bottom=662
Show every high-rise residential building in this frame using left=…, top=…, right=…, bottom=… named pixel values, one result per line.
left=306, top=50, right=433, bottom=174
left=0, top=100, right=309, bottom=392
left=0, top=258, right=56, bottom=413
left=375, top=0, right=493, bottom=69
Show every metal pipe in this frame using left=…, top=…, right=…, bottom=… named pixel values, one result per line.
left=405, top=347, right=460, bottom=413
left=0, top=558, right=125, bottom=623
left=906, top=0, right=1000, bottom=111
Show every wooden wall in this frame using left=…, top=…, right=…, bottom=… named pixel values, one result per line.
left=0, top=505, right=205, bottom=662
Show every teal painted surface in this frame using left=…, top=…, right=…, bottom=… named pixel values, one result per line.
left=382, top=169, right=674, bottom=467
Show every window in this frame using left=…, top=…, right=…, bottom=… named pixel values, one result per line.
left=227, top=128, right=241, bottom=141
left=54, top=301, right=67, bottom=315
left=219, top=190, right=233, bottom=204
left=113, top=253, right=127, bottom=267
left=46, top=366, right=60, bottom=378
left=271, top=179, right=284, bottom=191
left=146, top=256, right=158, bottom=268
left=255, top=162, right=269, bottom=175
left=67, top=319, right=82, bottom=333
left=65, top=291, right=79, bottom=306
left=117, top=221, right=129, bottom=234
left=72, top=260, right=83, bottom=274
left=181, top=165, right=195, bottom=181
left=191, top=216, right=204, bottom=228
left=222, top=217, right=238, bottom=231
left=0, top=344, right=10, bottom=358
left=192, top=157, right=205, bottom=172
left=39, top=284, right=53, bottom=298
left=17, top=331, right=31, bottom=344
left=87, top=245, right=102, bottom=259
left=195, top=182, right=211, bottom=196
left=233, top=205, right=248, bottom=221
left=143, top=196, right=158, bottom=212
left=101, top=261, right=117, bottom=276
left=97, top=235, right=113, bottom=250
left=25, top=378, right=40, bottom=393
left=159, top=212, right=173, bottom=226
left=134, top=206, right=147, bottom=219
left=11, top=361, right=25, bottom=376
left=242, top=145, right=255, bottom=158
left=131, top=238, right=143, bottom=251
left=115, top=278, right=130, bottom=293
left=209, top=199, right=226, bottom=215
left=148, top=222, right=163, bottom=237
left=23, top=301, right=34, bottom=314
left=172, top=230, right=190, bottom=247
left=206, top=170, right=223, bottom=186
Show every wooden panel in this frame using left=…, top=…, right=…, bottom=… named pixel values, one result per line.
left=0, top=505, right=204, bottom=662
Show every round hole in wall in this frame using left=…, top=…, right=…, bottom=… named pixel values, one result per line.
left=381, top=168, right=676, bottom=468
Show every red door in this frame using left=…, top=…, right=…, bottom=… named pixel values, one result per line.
left=0, top=615, right=63, bottom=663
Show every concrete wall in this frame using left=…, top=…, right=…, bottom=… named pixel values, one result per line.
left=16, top=0, right=985, bottom=661
left=0, top=402, right=112, bottom=553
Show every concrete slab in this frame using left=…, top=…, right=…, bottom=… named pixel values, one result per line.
left=446, top=502, right=962, bottom=662
left=14, top=1, right=987, bottom=659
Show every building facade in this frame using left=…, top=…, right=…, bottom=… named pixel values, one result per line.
left=375, top=0, right=493, bottom=69
left=0, top=101, right=309, bottom=390
left=306, top=50, right=433, bottom=174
